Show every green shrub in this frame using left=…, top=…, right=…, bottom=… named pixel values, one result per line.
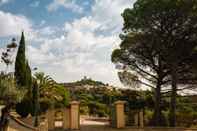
left=144, top=110, right=153, bottom=126
left=176, top=107, right=195, bottom=127
left=148, top=111, right=168, bottom=126
left=30, top=101, right=49, bottom=116
left=80, top=106, right=89, bottom=115
left=16, top=99, right=32, bottom=118
left=39, top=100, right=51, bottom=114
left=97, top=110, right=107, bottom=117
left=54, top=102, right=64, bottom=109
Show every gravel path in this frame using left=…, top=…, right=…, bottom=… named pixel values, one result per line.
left=80, top=119, right=109, bottom=126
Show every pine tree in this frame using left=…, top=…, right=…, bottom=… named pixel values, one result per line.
left=112, top=0, right=197, bottom=126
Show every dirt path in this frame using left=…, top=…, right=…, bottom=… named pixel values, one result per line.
left=80, top=116, right=109, bottom=126
left=80, top=119, right=109, bottom=126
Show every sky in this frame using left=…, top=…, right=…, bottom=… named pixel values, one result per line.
left=0, top=0, right=136, bottom=86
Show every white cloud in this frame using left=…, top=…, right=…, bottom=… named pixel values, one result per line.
left=27, top=45, right=57, bottom=65
left=91, top=0, right=135, bottom=34
left=39, top=26, right=57, bottom=36
left=0, top=0, right=136, bottom=86
left=0, top=11, right=32, bottom=37
left=64, top=17, right=100, bottom=33
left=0, top=0, right=11, bottom=5
left=28, top=0, right=135, bottom=86
left=47, top=0, right=83, bottom=14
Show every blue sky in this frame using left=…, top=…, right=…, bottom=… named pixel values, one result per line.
left=0, top=0, right=136, bottom=86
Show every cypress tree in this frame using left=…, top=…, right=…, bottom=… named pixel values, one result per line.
left=15, top=32, right=32, bottom=89
left=26, top=61, right=32, bottom=89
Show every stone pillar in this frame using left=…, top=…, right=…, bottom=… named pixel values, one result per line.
left=139, top=110, right=144, bottom=128
left=38, top=118, right=48, bottom=131
left=70, top=101, right=80, bottom=130
left=114, top=101, right=125, bottom=128
left=44, top=119, right=48, bottom=131
left=63, top=108, right=70, bottom=129
left=134, top=113, right=138, bottom=126
left=46, top=110, right=55, bottom=130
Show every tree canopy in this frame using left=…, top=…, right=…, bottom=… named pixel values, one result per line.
left=112, top=0, right=197, bottom=126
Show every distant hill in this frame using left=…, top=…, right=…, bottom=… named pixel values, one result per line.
left=74, top=76, right=106, bottom=86
left=62, top=76, right=112, bottom=90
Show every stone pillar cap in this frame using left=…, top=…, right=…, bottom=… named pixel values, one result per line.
left=114, top=100, right=126, bottom=105
left=70, top=101, right=80, bottom=105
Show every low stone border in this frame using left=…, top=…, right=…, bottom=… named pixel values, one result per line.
left=10, top=115, right=37, bottom=130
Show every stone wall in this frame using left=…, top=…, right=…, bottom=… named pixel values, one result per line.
left=6, top=101, right=80, bottom=131
left=46, top=101, right=80, bottom=130
left=38, top=119, right=48, bottom=131
left=112, top=101, right=144, bottom=129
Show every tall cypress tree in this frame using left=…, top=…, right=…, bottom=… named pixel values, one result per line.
left=15, top=32, right=32, bottom=89
left=26, top=61, right=32, bottom=89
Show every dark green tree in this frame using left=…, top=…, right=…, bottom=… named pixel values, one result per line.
left=15, top=32, right=32, bottom=89
left=32, top=80, right=40, bottom=127
left=112, top=32, right=168, bottom=127
left=26, top=62, right=32, bottom=91
left=112, top=0, right=197, bottom=126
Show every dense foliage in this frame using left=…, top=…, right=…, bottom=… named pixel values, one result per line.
left=0, top=38, right=26, bottom=105
left=14, top=72, right=70, bottom=117
left=65, top=78, right=147, bottom=117
left=66, top=77, right=197, bottom=127
left=16, top=98, right=32, bottom=118
left=0, top=72, right=25, bottom=104
left=34, top=72, right=70, bottom=109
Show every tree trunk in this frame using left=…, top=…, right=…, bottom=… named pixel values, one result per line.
left=154, top=80, right=162, bottom=126
left=169, top=66, right=177, bottom=127
left=154, top=56, right=163, bottom=126
left=0, top=106, right=10, bottom=131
